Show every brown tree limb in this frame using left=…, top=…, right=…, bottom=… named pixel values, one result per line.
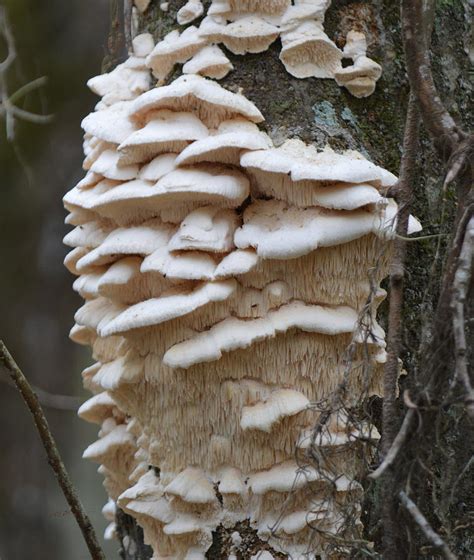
left=124, top=0, right=133, bottom=52
left=399, top=491, right=457, bottom=560
left=451, top=215, right=474, bottom=418
left=401, top=0, right=459, bottom=157
left=392, top=187, right=473, bottom=560
left=382, top=93, right=420, bottom=456
left=0, top=340, right=105, bottom=560
left=425, top=203, right=473, bottom=380
left=379, top=92, right=420, bottom=559
left=401, top=0, right=474, bottom=185
left=369, top=408, right=416, bottom=481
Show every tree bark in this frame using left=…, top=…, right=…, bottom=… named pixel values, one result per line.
left=114, top=0, right=473, bottom=557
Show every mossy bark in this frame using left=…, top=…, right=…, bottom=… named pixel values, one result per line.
left=116, top=1, right=473, bottom=558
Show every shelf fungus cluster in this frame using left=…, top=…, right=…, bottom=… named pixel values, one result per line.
left=65, top=18, right=420, bottom=560
left=131, top=0, right=382, bottom=97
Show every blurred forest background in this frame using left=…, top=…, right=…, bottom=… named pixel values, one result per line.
left=0, top=0, right=121, bottom=558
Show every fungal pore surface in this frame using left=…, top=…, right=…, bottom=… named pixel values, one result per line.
left=65, top=7, right=420, bottom=559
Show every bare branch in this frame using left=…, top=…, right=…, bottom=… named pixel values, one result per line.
left=0, top=7, right=52, bottom=140
left=402, top=0, right=474, bottom=190
left=7, top=75, right=48, bottom=104
left=124, top=0, right=133, bottom=52
left=451, top=215, right=474, bottom=418
left=5, top=102, right=53, bottom=124
left=31, top=385, right=81, bottom=411
left=0, top=373, right=80, bottom=411
left=394, top=233, right=447, bottom=242
left=369, top=409, right=416, bottom=481
left=426, top=203, right=474, bottom=376
left=379, top=90, right=420, bottom=559
left=448, top=457, right=474, bottom=508
left=382, top=93, right=419, bottom=456
left=401, top=0, right=459, bottom=156
left=0, top=340, right=105, bottom=560
left=399, top=491, right=457, bottom=560
left=443, top=136, right=474, bottom=188
left=0, top=7, right=16, bottom=73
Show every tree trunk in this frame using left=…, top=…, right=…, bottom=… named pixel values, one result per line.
left=103, top=0, right=472, bottom=557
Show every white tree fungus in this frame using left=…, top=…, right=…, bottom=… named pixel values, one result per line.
left=65, top=7, right=418, bottom=558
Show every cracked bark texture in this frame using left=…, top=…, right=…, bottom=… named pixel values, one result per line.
left=115, top=0, right=473, bottom=557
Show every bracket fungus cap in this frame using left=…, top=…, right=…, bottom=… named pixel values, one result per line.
left=177, top=0, right=204, bottom=25
left=100, top=279, right=237, bottom=336
left=199, top=15, right=279, bottom=55
left=182, top=45, right=234, bottom=80
left=117, top=110, right=209, bottom=165
left=176, top=119, right=272, bottom=166
left=279, top=21, right=342, bottom=79
left=164, top=467, right=217, bottom=503
left=146, top=26, right=206, bottom=79
left=81, top=101, right=137, bottom=144
left=129, top=74, right=264, bottom=128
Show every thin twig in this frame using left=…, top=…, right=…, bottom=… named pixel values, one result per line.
left=401, top=0, right=459, bottom=156
left=369, top=409, right=415, bottom=480
left=0, top=373, right=80, bottom=411
left=7, top=75, right=48, bottom=104
left=402, top=0, right=474, bottom=185
left=395, top=233, right=447, bottom=242
left=399, top=491, right=457, bottom=560
left=451, top=215, right=474, bottom=418
left=426, top=203, right=474, bottom=387
left=32, top=385, right=81, bottom=411
left=6, top=102, right=53, bottom=123
left=0, top=7, right=53, bottom=140
left=0, top=341, right=105, bottom=560
left=124, top=0, right=133, bottom=52
left=0, top=7, right=16, bottom=73
left=379, top=91, right=419, bottom=558
left=448, top=457, right=474, bottom=509
left=382, top=93, right=419, bottom=455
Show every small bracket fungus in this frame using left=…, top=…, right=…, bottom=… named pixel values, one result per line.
left=182, top=45, right=233, bottom=79
left=117, top=110, right=209, bottom=165
left=87, top=33, right=153, bottom=105
left=129, top=74, right=264, bottom=127
left=280, top=0, right=331, bottom=32
left=146, top=26, right=206, bottom=80
left=175, top=118, right=272, bottom=166
left=65, top=13, right=418, bottom=557
left=135, top=0, right=381, bottom=96
left=164, top=467, right=217, bottom=503
left=199, top=15, right=279, bottom=55
left=177, top=0, right=204, bottom=25
left=334, top=31, right=382, bottom=98
left=279, top=21, right=342, bottom=79
left=134, top=0, right=151, bottom=13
